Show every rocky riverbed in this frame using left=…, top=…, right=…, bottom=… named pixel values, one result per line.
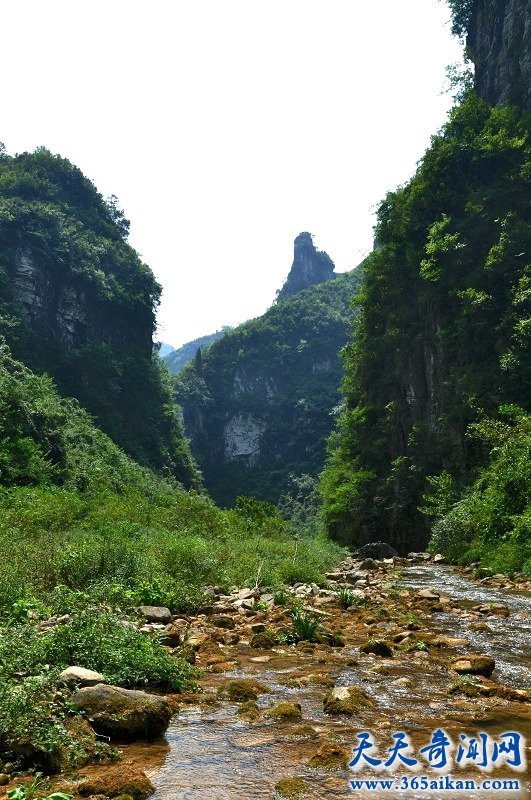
left=2, top=550, right=530, bottom=800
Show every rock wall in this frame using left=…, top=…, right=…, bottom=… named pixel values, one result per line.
left=10, top=248, right=151, bottom=357
left=276, top=232, right=335, bottom=303
left=468, top=0, right=531, bottom=111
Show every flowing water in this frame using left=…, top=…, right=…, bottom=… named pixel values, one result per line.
left=146, top=565, right=531, bottom=799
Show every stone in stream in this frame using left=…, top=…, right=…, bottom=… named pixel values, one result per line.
left=450, top=655, right=496, bottom=678
left=323, top=685, right=374, bottom=715
left=71, top=684, right=172, bottom=741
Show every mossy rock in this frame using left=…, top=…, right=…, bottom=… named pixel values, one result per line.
left=71, top=684, right=171, bottom=742
left=77, top=766, right=155, bottom=799
left=360, top=639, right=393, bottom=657
left=275, top=776, right=310, bottom=798
left=313, top=628, right=345, bottom=647
left=307, top=741, right=349, bottom=769
left=323, top=686, right=374, bottom=715
left=268, top=702, right=302, bottom=721
left=217, top=679, right=270, bottom=702
left=250, top=629, right=278, bottom=649
left=236, top=700, right=261, bottom=720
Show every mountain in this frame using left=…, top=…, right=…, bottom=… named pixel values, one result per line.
left=164, top=328, right=232, bottom=374
left=275, top=232, right=335, bottom=303
left=173, top=236, right=362, bottom=508
left=321, top=0, right=531, bottom=552
left=0, top=146, right=199, bottom=487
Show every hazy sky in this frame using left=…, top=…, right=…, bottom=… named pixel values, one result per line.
left=2, top=1, right=464, bottom=348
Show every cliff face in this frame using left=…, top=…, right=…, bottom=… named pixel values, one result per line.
left=275, top=232, right=335, bottom=303
left=0, top=147, right=199, bottom=486
left=10, top=249, right=151, bottom=357
left=468, top=0, right=531, bottom=111
left=174, top=267, right=363, bottom=507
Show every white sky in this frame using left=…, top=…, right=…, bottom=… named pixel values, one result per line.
left=2, top=1, right=463, bottom=349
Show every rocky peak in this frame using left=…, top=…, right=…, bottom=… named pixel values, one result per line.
left=467, top=0, right=531, bottom=111
left=275, top=232, right=335, bottom=303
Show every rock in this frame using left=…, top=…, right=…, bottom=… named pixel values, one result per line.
left=451, top=655, right=496, bottom=678
left=134, top=606, right=172, bottom=624
left=360, top=639, right=394, bottom=658
left=433, top=553, right=446, bottom=563
left=307, top=741, right=350, bottom=769
left=359, top=558, right=379, bottom=571
left=250, top=630, right=278, bottom=649
left=0, top=776, right=8, bottom=787
left=313, top=627, right=345, bottom=647
left=416, top=588, right=440, bottom=600
left=236, top=700, right=261, bottom=720
left=71, top=684, right=172, bottom=741
left=250, top=623, right=266, bottom=634
left=323, top=685, right=374, bottom=715
left=217, top=679, right=270, bottom=702
left=472, top=603, right=509, bottom=617
left=408, top=552, right=431, bottom=562
left=355, top=542, right=399, bottom=559
left=267, top=702, right=302, bottom=720
left=59, top=666, right=106, bottom=688
left=77, top=766, right=155, bottom=799
left=275, top=777, right=310, bottom=798
left=211, top=615, right=236, bottom=629
left=162, top=618, right=188, bottom=646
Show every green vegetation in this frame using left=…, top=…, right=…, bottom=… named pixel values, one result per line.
left=0, top=146, right=198, bottom=485
left=163, top=327, right=232, bottom=374
left=445, top=0, right=475, bottom=40
left=428, top=407, right=531, bottom=575
left=321, top=91, right=531, bottom=553
left=0, top=338, right=343, bottom=773
left=174, top=269, right=363, bottom=507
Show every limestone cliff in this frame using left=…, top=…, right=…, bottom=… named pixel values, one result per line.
left=275, top=232, right=335, bottom=303
left=467, top=0, right=531, bottom=111
left=174, top=265, right=363, bottom=507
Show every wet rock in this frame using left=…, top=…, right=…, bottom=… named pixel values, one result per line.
left=76, top=766, right=155, bottom=799
left=323, top=685, right=374, bottom=715
left=217, top=679, right=270, bottom=702
left=433, top=553, right=446, bottom=563
left=307, top=741, right=350, bottom=769
left=468, top=621, right=492, bottom=632
left=472, top=603, right=509, bottom=617
left=275, top=777, right=310, bottom=798
left=236, top=700, right=261, bottom=720
left=267, top=702, right=302, bottom=720
left=134, top=606, right=172, bottom=624
left=360, top=639, right=394, bottom=658
left=71, top=684, right=172, bottom=741
left=451, top=655, right=496, bottom=678
left=313, top=627, right=345, bottom=647
left=59, top=666, right=106, bottom=688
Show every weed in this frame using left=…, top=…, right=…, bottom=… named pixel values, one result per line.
left=291, top=609, right=322, bottom=642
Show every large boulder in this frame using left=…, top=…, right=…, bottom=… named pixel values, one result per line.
left=71, top=683, right=172, bottom=741
left=355, top=542, right=398, bottom=559
left=451, top=655, right=496, bottom=678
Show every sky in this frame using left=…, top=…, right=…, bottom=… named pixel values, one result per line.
left=1, top=1, right=464, bottom=349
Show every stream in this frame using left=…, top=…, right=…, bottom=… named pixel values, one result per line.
left=146, top=565, right=531, bottom=799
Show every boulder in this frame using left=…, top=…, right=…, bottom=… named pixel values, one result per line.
left=77, top=766, right=155, bottom=799
left=451, top=655, right=496, bottom=678
left=71, top=683, right=172, bottom=741
left=59, top=666, right=106, bottom=688
left=355, top=542, right=399, bottom=559
left=134, top=606, right=172, bottom=624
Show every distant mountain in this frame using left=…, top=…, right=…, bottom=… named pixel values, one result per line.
left=174, top=236, right=363, bottom=507
left=158, top=343, right=175, bottom=358
left=164, top=328, right=232, bottom=374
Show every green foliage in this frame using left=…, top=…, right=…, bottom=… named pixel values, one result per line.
left=429, top=408, right=531, bottom=574
left=291, top=609, right=322, bottom=642
left=444, top=0, right=475, bottom=40
left=322, top=92, right=531, bottom=551
left=0, top=146, right=198, bottom=485
left=173, top=269, right=363, bottom=507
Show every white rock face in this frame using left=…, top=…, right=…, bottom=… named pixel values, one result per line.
left=223, top=413, right=266, bottom=466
